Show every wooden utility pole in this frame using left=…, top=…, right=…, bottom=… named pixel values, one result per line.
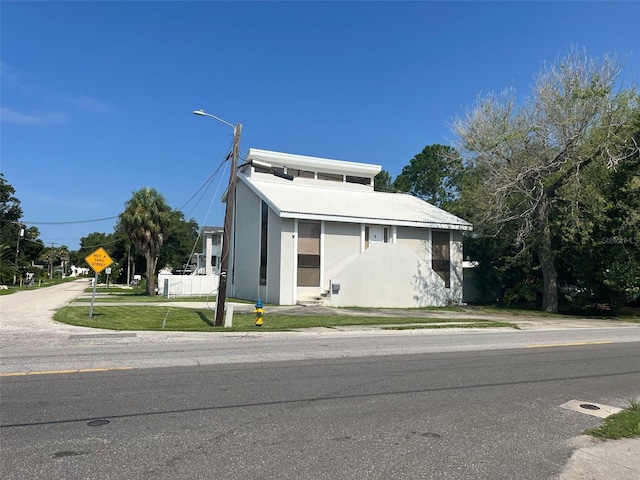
left=214, top=123, right=242, bottom=327
left=14, top=225, right=24, bottom=285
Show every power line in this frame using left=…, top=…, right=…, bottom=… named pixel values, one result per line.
left=19, top=216, right=119, bottom=226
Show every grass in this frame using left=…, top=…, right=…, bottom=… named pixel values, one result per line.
left=338, top=305, right=465, bottom=313
left=0, top=276, right=77, bottom=295
left=471, top=305, right=563, bottom=317
left=585, top=401, right=640, bottom=440
left=469, top=304, right=640, bottom=321
left=75, top=294, right=217, bottom=303
left=53, top=305, right=513, bottom=332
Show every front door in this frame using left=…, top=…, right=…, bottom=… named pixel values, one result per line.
left=368, top=226, right=384, bottom=244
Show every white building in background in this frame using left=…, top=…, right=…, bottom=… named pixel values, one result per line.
left=194, top=226, right=224, bottom=275
left=228, top=148, right=473, bottom=307
left=157, top=226, right=223, bottom=298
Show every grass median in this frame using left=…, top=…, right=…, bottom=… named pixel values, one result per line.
left=53, top=305, right=516, bottom=332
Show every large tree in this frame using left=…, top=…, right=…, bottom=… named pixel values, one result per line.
left=393, top=144, right=463, bottom=208
left=118, top=187, right=172, bottom=296
left=156, top=211, right=200, bottom=273
left=0, top=174, right=44, bottom=282
left=0, top=174, right=23, bottom=279
left=453, top=46, right=639, bottom=312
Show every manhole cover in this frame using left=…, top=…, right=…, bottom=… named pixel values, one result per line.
left=87, top=419, right=110, bottom=427
left=579, top=403, right=601, bottom=411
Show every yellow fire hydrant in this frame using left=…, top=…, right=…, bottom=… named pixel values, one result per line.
left=254, top=299, right=264, bottom=327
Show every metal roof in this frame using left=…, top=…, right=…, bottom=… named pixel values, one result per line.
left=240, top=177, right=473, bottom=231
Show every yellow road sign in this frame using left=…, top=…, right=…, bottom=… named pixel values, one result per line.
left=85, top=247, right=114, bottom=274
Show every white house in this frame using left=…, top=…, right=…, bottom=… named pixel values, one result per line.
left=194, top=226, right=224, bottom=275
left=228, top=148, right=473, bottom=308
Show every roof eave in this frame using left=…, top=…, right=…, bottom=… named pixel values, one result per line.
left=279, top=211, right=473, bottom=231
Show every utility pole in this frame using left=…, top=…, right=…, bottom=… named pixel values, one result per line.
left=127, top=244, right=131, bottom=286
left=14, top=225, right=24, bottom=285
left=214, top=123, right=242, bottom=327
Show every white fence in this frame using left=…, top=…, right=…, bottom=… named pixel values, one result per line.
left=157, top=272, right=219, bottom=298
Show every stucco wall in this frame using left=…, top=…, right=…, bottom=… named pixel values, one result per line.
left=231, top=181, right=261, bottom=301
left=323, top=222, right=361, bottom=290
left=263, top=209, right=282, bottom=305
left=396, top=226, right=431, bottom=261
left=329, top=243, right=448, bottom=307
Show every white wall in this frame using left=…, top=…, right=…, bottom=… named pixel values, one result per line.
left=231, top=181, right=261, bottom=301
left=395, top=226, right=431, bottom=260
left=329, top=243, right=448, bottom=307
left=263, top=207, right=282, bottom=305
left=323, top=222, right=361, bottom=289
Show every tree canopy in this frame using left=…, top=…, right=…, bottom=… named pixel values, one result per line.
left=118, top=187, right=173, bottom=295
left=393, top=144, right=462, bottom=208
left=0, top=174, right=44, bottom=283
left=453, top=46, right=639, bottom=312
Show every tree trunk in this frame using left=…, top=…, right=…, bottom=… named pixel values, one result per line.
left=537, top=201, right=558, bottom=312
left=145, top=252, right=156, bottom=296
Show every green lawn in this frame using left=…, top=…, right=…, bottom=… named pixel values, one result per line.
left=74, top=294, right=217, bottom=303
left=53, top=305, right=515, bottom=332
left=0, top=277, right=77, bottom=295
left=585, top=401, right=640, bottom=439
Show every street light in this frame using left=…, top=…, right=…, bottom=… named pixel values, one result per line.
left=193, top=109, right=242, bottom=327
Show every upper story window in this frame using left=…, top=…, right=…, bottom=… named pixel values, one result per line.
left=316, top=172, right=343, bottom=182
left=346, top=175, right=371, bottom=186
left=287, top=168, right=315, bottom=179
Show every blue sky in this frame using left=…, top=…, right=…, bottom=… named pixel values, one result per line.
left=2, top=1, right=639, bottom=251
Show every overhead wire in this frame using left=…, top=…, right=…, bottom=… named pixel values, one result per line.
left=19, top=141, right=233, bottom=252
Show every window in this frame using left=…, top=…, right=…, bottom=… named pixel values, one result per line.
left=260, top=201, right=268, bottom=285
left=287, top=168, right=315, bottom=179
left=346, top=175, right=371, bottom=185
left=297, top=222, right=320, bottom=286
left=316, top=172, right=343, bottom=182
left=432, top=231, right=450, bottom=288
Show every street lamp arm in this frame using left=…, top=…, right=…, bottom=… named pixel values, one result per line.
left=193, top=109, right=235, bottom=130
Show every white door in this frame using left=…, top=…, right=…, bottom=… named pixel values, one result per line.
left=369, top=226, right=384, bottom=244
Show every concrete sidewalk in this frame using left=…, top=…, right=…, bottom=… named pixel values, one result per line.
left=558, top=435, right=640, bottom=480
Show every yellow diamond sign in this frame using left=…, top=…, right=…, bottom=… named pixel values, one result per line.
left=85, top=247, right=114, bottom=274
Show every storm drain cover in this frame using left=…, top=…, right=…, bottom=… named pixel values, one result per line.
left=87, top=419, right=110, bottom=427
left=560, top=400, right=622, bottom=419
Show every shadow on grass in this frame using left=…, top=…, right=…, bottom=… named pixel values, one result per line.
left=196, top=311, right=214, bottom=327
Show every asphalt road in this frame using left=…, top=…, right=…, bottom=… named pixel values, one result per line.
left=1, top=281, right=639, bottom=479
left=2, top=343, right=640, bottom=480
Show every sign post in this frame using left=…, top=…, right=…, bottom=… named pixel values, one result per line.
left=85, top=247, right=114, bottom=319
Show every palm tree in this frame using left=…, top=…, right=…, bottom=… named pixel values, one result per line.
left=0, top=244, right=18, bottom=285
left=118, top=187, right=172, bottom=296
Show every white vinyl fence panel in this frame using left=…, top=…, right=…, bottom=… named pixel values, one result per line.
left=157, top=273, right=219, bottom=298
